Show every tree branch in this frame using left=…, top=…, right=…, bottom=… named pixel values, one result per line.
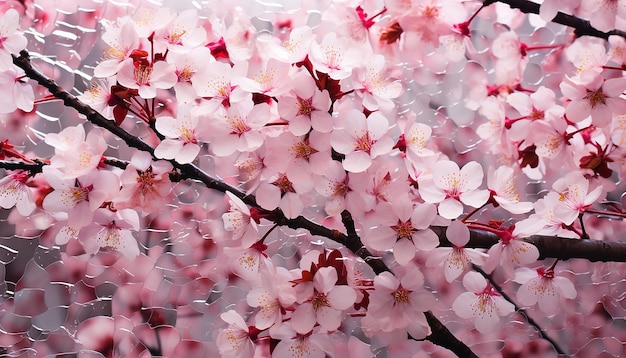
left=11, top=50, right=476, bottom=357
left=434, top=226, right=626, bottom=262
left=488, top=0, right=626, bottom=39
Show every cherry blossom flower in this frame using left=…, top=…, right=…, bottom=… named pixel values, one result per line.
left=0, top=170, right=35, bottom=216
left=192, top=58, right=249, bottom=112
left=426, top=220, right=488, bottom=282
left=209, top=102, right=272, bottom=157
left=277, top=70, right=332, bottom=135
left=93, top=19, right=140, bottom=78
left=551, top=171, right=604, bottom=225
left=313, top=161, right=368, bottom=216
left=505, top=86, right=564, bottom=141
left=518, top=192, right=581, bottom=238
left=291, top=266, right=356, bottom=334
left=154, top=104, right=209, bottom=164
left=42, top=167, right=119, bottom=228
left=264, top=131, right=332, bottom=185
left=487, top=165, right=533, bottom=214
left=362, top=268, right=435, bottom=340
left=247, top=264, right=296, bottom=330
left=351, top=54, right=403, bottom=112
left=483, top=224, right=541, bottom=278
left=239, top=58, right=292, bottom=97
left=168, top=46, right=214, bottom=104
left=222, top=191, right=259, bottom=248
left=394, top=111, right=435, bottom=162
left=157, top=9, right=207, bottom=53
left=418, top=160, right=490, bottom=219
left=310, top=32, right=359, bottom=80
left=46, top=126, right=108, bottom=179
left=330, top=109, right=394, bottom=173
left=78, top=208, right=141, bottom=258
left=115, top=151, right=173, bottom=214
left=255, top=172, right=313, bottom=219
left=77, top=77, right=116, bottom=119
left=452, top=271, right=515, bottom=334
left=271, top=326, right=326, bottom=358
left=216, top=310, right=255, bottom=358
left=260, top=25, right=313, bottom=64
left=560, top=73, right=626, bottom=127
left=0, top=67, right=34, bottom=114
left=0, top=9, right=28, bottom=70
left=514, top=266, right=577, bottom=315
left=117, top=56, right=178, bottom=99
left=366, top=198, right=439, bottom=265
left=581, top=0, right=626, bottom=33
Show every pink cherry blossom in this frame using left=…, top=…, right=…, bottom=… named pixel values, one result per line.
left=291, top=266, right=356, bottom=334
left=483, top=224, right=541, bottom=278
left=418, top=160, right=490, bottom=219
left=426, top=220, right=488, bottom=282
left=239, top=58, right=292, bottom=97
left=551, top=171, right=604, bottom=225
left=362, top=268, right=435, bottom=340
left=115, top=151, right=173, bottom=214
left=487, top=165, right=533, bottom=214
left=42, top=167, right=119, bottom=228
left=351, top=54, right=403, bottom=112
left=0, top=67, right=34, bottom=114
left=247, top=264, right=296, bottom=330
left=0, top=9, right=28, bottom=70
left=310, top=32, right=359, bottom=80
left=192, top=59, right=249, bottom=112
left=216, top=310, right=255, bottom=358
left=47, top=126, right=108, bottom=179
left=514, top=266, right=577, bottom=315
left=154, top=104, right=209, bottom=164
left=222, top=191, right=259, bottom=248
left=452, top=271, right=515, bottom=334
left=560, top=73, right=626, bottom=127
left=93, top=19, right=140, bottom=78
left=78, top=208, right=140, bottom=258
left=277, top=70, right=332, bottom=135
left=209, top=102, right=272, bottom=157
left=0, top=170, right=35, bottom=216
left=366, top=198, right=439, bottom=266
left=157, top=9, right=207, bottom=53
left=117, top=57, right=177, bottom=99
left=331, top=109, right=394, bottom=173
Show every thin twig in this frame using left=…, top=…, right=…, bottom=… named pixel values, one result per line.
left=472, top=265, right=567, bottom=355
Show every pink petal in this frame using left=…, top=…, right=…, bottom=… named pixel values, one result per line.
left=393, top=238, right=416, bottom=266
left=327, top=285, right=357, bottom=310
left=446, top=220, right=470, bottom=246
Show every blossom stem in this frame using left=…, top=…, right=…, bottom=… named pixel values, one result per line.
left=524, top=44, right=563, bottom=51
left=585, top=208, right=626, bottom=219
left=259, top=224, right=279, bottom=243
left=602, top=65, right=626, bottom=71
left=578, top=214, right=589, bottom=239
left=366, top=8, right=387, bottom=23
left=462, top=203, right=488, bottom=222
left=472, top=265, right=567, bottom=355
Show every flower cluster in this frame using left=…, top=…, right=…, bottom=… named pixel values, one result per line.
left=2, top=0, right=626, bottom=356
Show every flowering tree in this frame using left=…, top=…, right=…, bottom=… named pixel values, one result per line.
left=2, top=0, right=626, bottom=356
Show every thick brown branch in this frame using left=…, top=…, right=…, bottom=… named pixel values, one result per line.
left=434, top=226, right=626, bottom=262
left=489, top=0, right=626, bottom=39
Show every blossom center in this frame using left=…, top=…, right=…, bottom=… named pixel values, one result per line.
left=297, top=97, right=313, bottom=116
left=584, top=89, right=607, bottom=108
left=354, top=131, right=376, bottom=153
left=292, top=140, right=317, bottom=160
left=311, top=292, right=330, bottom=310
left=228, top=115, right=251, bottom=136
left=391, top=220, right=415, bottom=240
left=134, top=62, right=152, bottom=86
left=273, top=174, right=295, bottom=195
left=392, top=286, right=410, bottom=304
